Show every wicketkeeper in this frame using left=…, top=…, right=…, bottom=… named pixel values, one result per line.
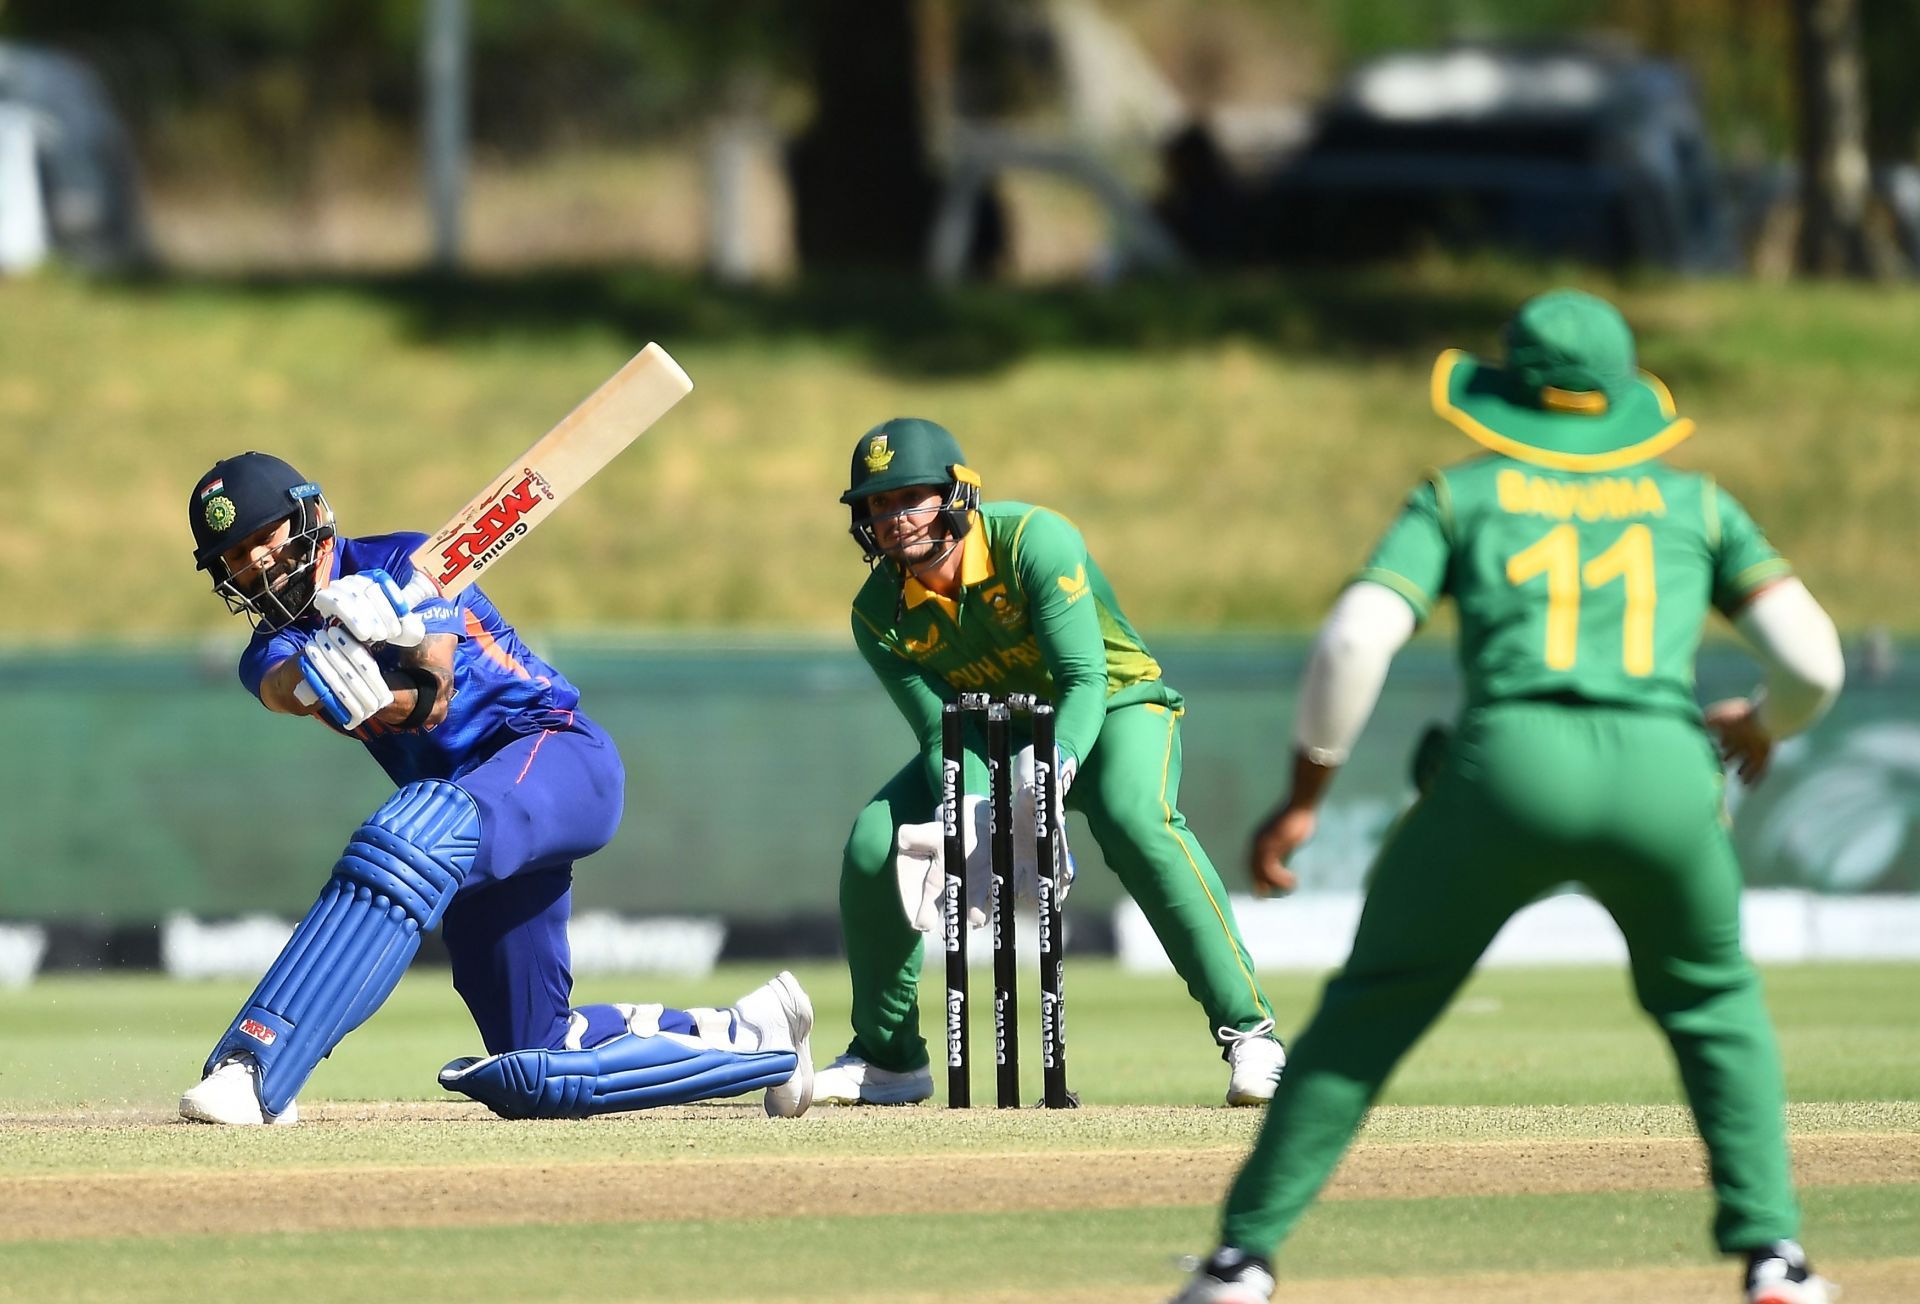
left=819, top=418, right=1286, bottom=1106
left=179, top=452, right=814, bottom=1124
left=1171, top=290, right=1845, bottom=1304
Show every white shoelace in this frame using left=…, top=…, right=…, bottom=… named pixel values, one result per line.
left=1216, top=1017, right=1276, bottom=1046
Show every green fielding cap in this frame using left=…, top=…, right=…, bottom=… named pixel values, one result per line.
left=1431, top=288, right=1695, bottom=472
left=840, top=417, right=973, bottom=503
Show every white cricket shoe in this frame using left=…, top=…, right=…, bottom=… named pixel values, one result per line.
left=1746, top=1241, right=1837, bottom=1304
left=811, top=1052, right=934, bottom=1105
left=179, top=1055, right=299, bottom=1126
left=734, top=970, right=814, bottom=1119
left=1167, top=1251, right=1276, bottom=1303
left=1222, top=1020, right=1287, bottom=1107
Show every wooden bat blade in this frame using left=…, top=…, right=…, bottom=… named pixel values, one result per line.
left=412, top=343, right=692, bottom=596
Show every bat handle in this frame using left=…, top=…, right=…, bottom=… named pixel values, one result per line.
left=399, top=573, right=442, bottom=610
left=289, top=575, right=438, bottom=710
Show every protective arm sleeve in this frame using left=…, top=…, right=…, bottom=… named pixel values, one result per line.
left=1732, top=578, right=1845, bottom=738
left=1013, top=510, right=1108, bottom=764
left=1292, top=581, right=1418, bottom=766
left=853, top=608, right=959, bottom=794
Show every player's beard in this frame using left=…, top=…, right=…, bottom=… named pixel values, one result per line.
left=262, top=557, right=320, bottom=628
left=887, top=526, right=958, bottom=578
left=222, top=537, right=324, bottom=631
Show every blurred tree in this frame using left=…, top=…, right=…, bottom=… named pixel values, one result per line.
left=787, top=0, right=938, bottom=271
left=0, top=0, right=795, bottom=150
left=1861, top=0, right=1920, bottom=161
left=1792, top=0, right=1874, bottom=275
left=19, top=0, right=1914, bottom=276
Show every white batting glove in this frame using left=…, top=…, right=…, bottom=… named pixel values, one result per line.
left=313, top=569, right=428, bottom=648
left=893, top=794, right=991, bottom=933
left=299, top=626, right=393, bottom=730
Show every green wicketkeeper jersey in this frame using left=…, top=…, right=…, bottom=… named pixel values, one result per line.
left=852, top=501, right=1176, bottom=786
left=1359, top=456, right=1791, bottom=716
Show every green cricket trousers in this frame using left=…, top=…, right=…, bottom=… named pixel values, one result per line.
left=840, top=701, right=1275, bottom=1071
left=1222, top=701, right=1800, bottom=1255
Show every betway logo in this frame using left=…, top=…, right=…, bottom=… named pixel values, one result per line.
left=1040, top=991, right=1062, bottom=1068
left=942, top=758, right=960, bottom=837
left=944, top=873, right=963, bottom=949
left=947, top=987, right=966, bottom=1066
left=434, top=470, right=555, bottom=585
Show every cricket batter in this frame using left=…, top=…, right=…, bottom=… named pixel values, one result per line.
left=818, top=418, right=1287, bottom=1106
left=179, top=451, right=814, bottom=1123
left=1171, top=291, right=1844, bottom=1304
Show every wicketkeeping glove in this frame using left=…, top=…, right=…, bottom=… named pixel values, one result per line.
left=892, top=757, right=1078, bottom=934
left=894, top=794, right=990, bottom=933
left=299, top=625, right=393, bottom=730
left=1011, top=743, right=1076, bottom=902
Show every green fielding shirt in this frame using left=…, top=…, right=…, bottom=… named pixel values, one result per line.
left=1359, top=456, right=1792, bottom=716
left=852, top=501, right=1176, bottom=787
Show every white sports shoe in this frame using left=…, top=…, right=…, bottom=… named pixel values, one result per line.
left=1746, top=1241, right=1837, bottom=1304
left=1167, top=1251, right=1276, bottom=1303
left=1222, top=1020, right=1287, bottom=1107
left=179, top=1055, right=299, bottom=1126
left=733, top=971, right=814, bottom=1119
left=811, top=1052, right=935, bottom=1105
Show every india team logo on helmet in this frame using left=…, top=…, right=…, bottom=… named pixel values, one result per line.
left=204, top=496, right=237, bottom=531
left=864, top=434, right=894, bottom=473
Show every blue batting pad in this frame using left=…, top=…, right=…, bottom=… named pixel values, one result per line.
left=204, top=780, right=480, bottom=1115
left=438, top=1030, right=797, bottom=1119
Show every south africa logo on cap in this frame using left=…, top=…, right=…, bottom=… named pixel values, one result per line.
left=204, top=496, right=237, bottom=531
left=864, top=435, right=894, bottom=473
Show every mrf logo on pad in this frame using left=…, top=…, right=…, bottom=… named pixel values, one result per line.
left=239, top=1018, right=277, bottom=1046
left=431, top=468, right=556, bottom=587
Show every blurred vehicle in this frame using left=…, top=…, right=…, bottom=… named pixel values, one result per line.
left=1728, top=157, right=1920, bottom=279
left=1163, top=42, right=1736, bottom=272
left=0, top=41, right=149, bottom=272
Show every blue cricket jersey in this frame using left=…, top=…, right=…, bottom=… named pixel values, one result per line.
left=239, top=532, right=583, bottom=786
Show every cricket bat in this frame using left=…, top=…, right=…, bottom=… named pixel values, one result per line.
left=295, top=343, right=690, bottom=703
left=406, top=341, right=692, bottom=601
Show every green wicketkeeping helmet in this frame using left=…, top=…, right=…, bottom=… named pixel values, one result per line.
left=841, top=417, right=981, bottom=562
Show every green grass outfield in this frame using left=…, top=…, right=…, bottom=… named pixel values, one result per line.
left=1, top=962, right=1914, bottom=1301
left=6, top=263, right=1917, bottom=640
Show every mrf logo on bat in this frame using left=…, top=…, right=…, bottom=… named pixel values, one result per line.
left=433, top=468, right=557, bottom=586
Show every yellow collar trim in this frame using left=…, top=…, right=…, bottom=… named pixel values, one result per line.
left=902, top=513, right=992, bottom=610
left=1431, top=349, right=1695, bottom=473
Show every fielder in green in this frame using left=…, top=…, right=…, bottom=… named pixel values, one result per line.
left=1171, top=291, right=1846, bottom=1304
left=816, top=417, right=1286, bottom=1106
